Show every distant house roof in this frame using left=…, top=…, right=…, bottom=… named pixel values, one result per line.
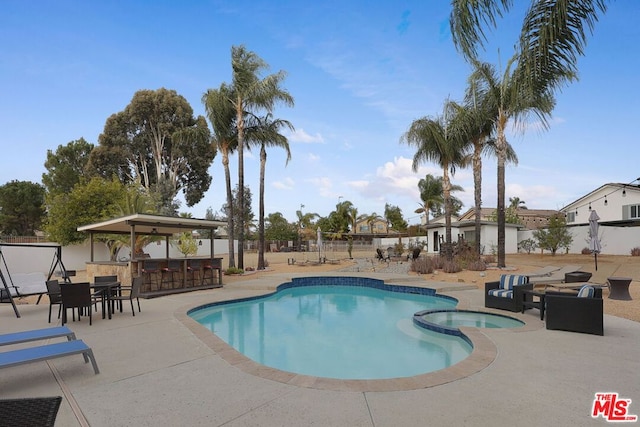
left=560, top=182, right=640, bottom=211
left=458, top=207, right=560, bottom=230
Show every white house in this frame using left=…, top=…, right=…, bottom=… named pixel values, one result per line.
left=555, top=182, right=640, bottom=255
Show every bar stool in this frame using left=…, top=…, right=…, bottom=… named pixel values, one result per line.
left=142, top=261, right=161, bottom=291
left=187, top=260, right=202, bottom=287
left=202, top=259, right=221, bottom=286
left=162, top=260, right=182, bottom=289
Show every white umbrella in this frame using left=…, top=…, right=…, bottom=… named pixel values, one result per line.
left=317, top=227, right=322, bottom=262
left=588, top=210, right=602, bottom=270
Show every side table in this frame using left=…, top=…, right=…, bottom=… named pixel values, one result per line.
left=607, top=277, right=633, bottom=300
left=522, top=290, right=546, bottom=320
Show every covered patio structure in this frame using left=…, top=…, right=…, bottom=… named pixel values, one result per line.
left=77, top=214, right=226, bottom=297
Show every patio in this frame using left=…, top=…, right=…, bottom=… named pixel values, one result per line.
left=1, top=270, right=639, bottom=426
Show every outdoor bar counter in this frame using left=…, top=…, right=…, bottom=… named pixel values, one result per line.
left=86, top=257, right=223, bottom=297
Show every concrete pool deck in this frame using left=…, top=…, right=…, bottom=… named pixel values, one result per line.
left=1, top=271, right=639, bottom=426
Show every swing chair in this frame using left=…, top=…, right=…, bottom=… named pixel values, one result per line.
left=0, top=243, right=71, bottom=318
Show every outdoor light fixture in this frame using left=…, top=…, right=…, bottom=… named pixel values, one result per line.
left=199, top=240, right=203, bottom=246
left=589, top=203, right=592, bottom=211
left=151, top=228, right=158, bottom=234
left=623, top=187, right=627, bottom=197
left=604, top=196, right=608, bottom=206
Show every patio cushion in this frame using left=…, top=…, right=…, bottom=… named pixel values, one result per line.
left=577, top=285, right=595, bottom=298
left=488, top=289, right=513, bottom=299
left=499, top=274, right=528, bottom=290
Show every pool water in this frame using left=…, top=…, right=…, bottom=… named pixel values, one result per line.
left=189, top=283, right=473, bottom=380
left=419, top=310, right=525, bottom=329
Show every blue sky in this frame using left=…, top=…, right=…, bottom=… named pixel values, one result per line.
left=1, top=1, right=638, bottom=225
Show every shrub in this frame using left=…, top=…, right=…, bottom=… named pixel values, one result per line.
left=442, top=259, right=462, bottom=273
left=631, top=247, right=640, bottom=256
left=484, top=255, right=496, bottom=264
left=581, top=247, right=591, bottom=255
left=431, top=255, right=445, bottom=270
left=466, top=259, right=487, bottom=271
left=224, top=267, right=244, bottom=275
left=410, top=257, right=434, bottom=274
left=519, top=238, right=537, bottom=254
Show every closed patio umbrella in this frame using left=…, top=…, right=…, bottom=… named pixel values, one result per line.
left=588, top=210, right=602, bottom=270
left=317, top=227, right=323, bottom=262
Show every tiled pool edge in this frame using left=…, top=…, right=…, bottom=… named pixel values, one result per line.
left=174, top=276, right=540, bottom=392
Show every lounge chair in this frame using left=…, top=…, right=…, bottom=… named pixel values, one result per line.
left=528, top=265, right=583, bottom=286
left=375, top=248, right=389, bottom=262
left=0, top=326, right=76, bottom=346
left=0, top=339, right=100, bottom=374
left=525, top=265, right=561, bottom=277
left=545, top=285, right=604, bottom=335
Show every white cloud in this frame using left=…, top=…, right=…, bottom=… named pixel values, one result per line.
left=307, top=153, right=320, bottom=161
left=307, top=177, right=334, bottom=197
left=273, top=177, right=295, bottom=190
left=288, top=128, right=325, bottom=143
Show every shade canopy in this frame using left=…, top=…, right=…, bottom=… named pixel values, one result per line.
left=77, top=214, right=226, bottom=236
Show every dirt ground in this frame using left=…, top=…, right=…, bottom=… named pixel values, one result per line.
left=12, top=251, right=640, bottom=323
left=226, top=250, right=640, bottom=323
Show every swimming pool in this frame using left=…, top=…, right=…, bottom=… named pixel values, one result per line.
left=189, top=277, right=475, bottom=380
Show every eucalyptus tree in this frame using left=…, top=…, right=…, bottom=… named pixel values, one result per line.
left=229, top=45, right=294, bottom=269
left=203, top=84, right=238, bottom=268
left=91, top=88, right=215, bottom=214
left=42, top=138, right=94, bottom=197
left=401, top=102, right=468, bottom=260
left=450, top=1, right=608, bottom=266
left=245, top=113, right=294, bottom=270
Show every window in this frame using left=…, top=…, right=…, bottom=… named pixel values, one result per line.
left=631, top=205, right=640, bottom=219
left=566, top=212, right=575, bottom=223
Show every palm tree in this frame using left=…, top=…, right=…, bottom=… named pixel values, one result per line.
left=416, top=174, right=463, bottom=252
left=202, top=84, right=237, bottom=268
left=245, top=113, right=294, bottom=270
left=450, top=1, right=608, bottom=266
left=450, top=0, right=607, bottom=90
left=364, top=212, right=382, bottom=234
left=229, top=45, right=294, bottom=269
left=509, top=196, right=527, bottom=210
left=469, top=59, right=555, bottom=266
left=296, top=207, right=319, bottom=245
left=402, top=102, right=468, bottom=260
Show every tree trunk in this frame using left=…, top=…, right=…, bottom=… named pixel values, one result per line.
left=496, top=113, right=507, bottom=268
left=222, top=146, right=235, bottom=268
left=236, top=98, right=245, bottom=270
left=443, top=165, right=453, bottom=261
left=257, top=145, right=266, bottom=270
left=473, top=140, right=482, bottom=255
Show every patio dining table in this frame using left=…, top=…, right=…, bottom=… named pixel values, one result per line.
left=90, top=282, right=121, bottom=319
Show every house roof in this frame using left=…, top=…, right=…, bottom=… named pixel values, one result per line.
left=77, top=214, right=226, bottom=236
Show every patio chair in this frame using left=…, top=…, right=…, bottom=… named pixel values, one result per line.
left=45, top=280, right=62, bottom=324
left=111, top=277, right=142, bottom=316
left=375, top=248, right=389, bottom=262
left=485, top=274, right=533, bottom=312
left=59, top=283, right=95, bottom=326
left=545, top=285, right=604, bottom=335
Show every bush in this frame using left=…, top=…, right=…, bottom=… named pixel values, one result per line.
left=631, top=247, right=640, bottom=256
left=581, top=247, right=591, bottom=255
left=466, top=259, right=487, bottom=271
left=484, top=255, right=496, bottom=264
left=410, top=257, right=434, bottom=274
left=442, top=260, right=462, bottom=273
left=224, top=267, right=244, bottom=275
left=431, top=255, right=445, bottom=270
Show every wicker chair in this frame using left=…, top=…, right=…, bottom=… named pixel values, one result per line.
left=545, top=286, right=604, bottom=335
left=485, top=274, right=533, bottom=312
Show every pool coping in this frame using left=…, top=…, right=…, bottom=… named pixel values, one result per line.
left=175, top=277, right=543, bottom=392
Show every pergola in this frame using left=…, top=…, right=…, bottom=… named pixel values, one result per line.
left=77, top=213, right=226, bottom=261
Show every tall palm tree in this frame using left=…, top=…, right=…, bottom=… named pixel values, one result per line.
left=450, top=1, right=607, bottom=266
left=245, top=113, right=294, bottom=270
left=296, top=207, right=319, bottom=244
left=229, top=45, right=294, bottom=269
left=450, top=0, right=607, bottom=90
left=202, top=84, right=238, bottom=268
left=364, top=212, right=382, bottom=234
left=402, top=102, right=468, bottom=260
left=450, top=91, right=518, bottom=256
left=469, top=59, right=555, bottom=266
left=509, top=196, right=527, bottom=210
